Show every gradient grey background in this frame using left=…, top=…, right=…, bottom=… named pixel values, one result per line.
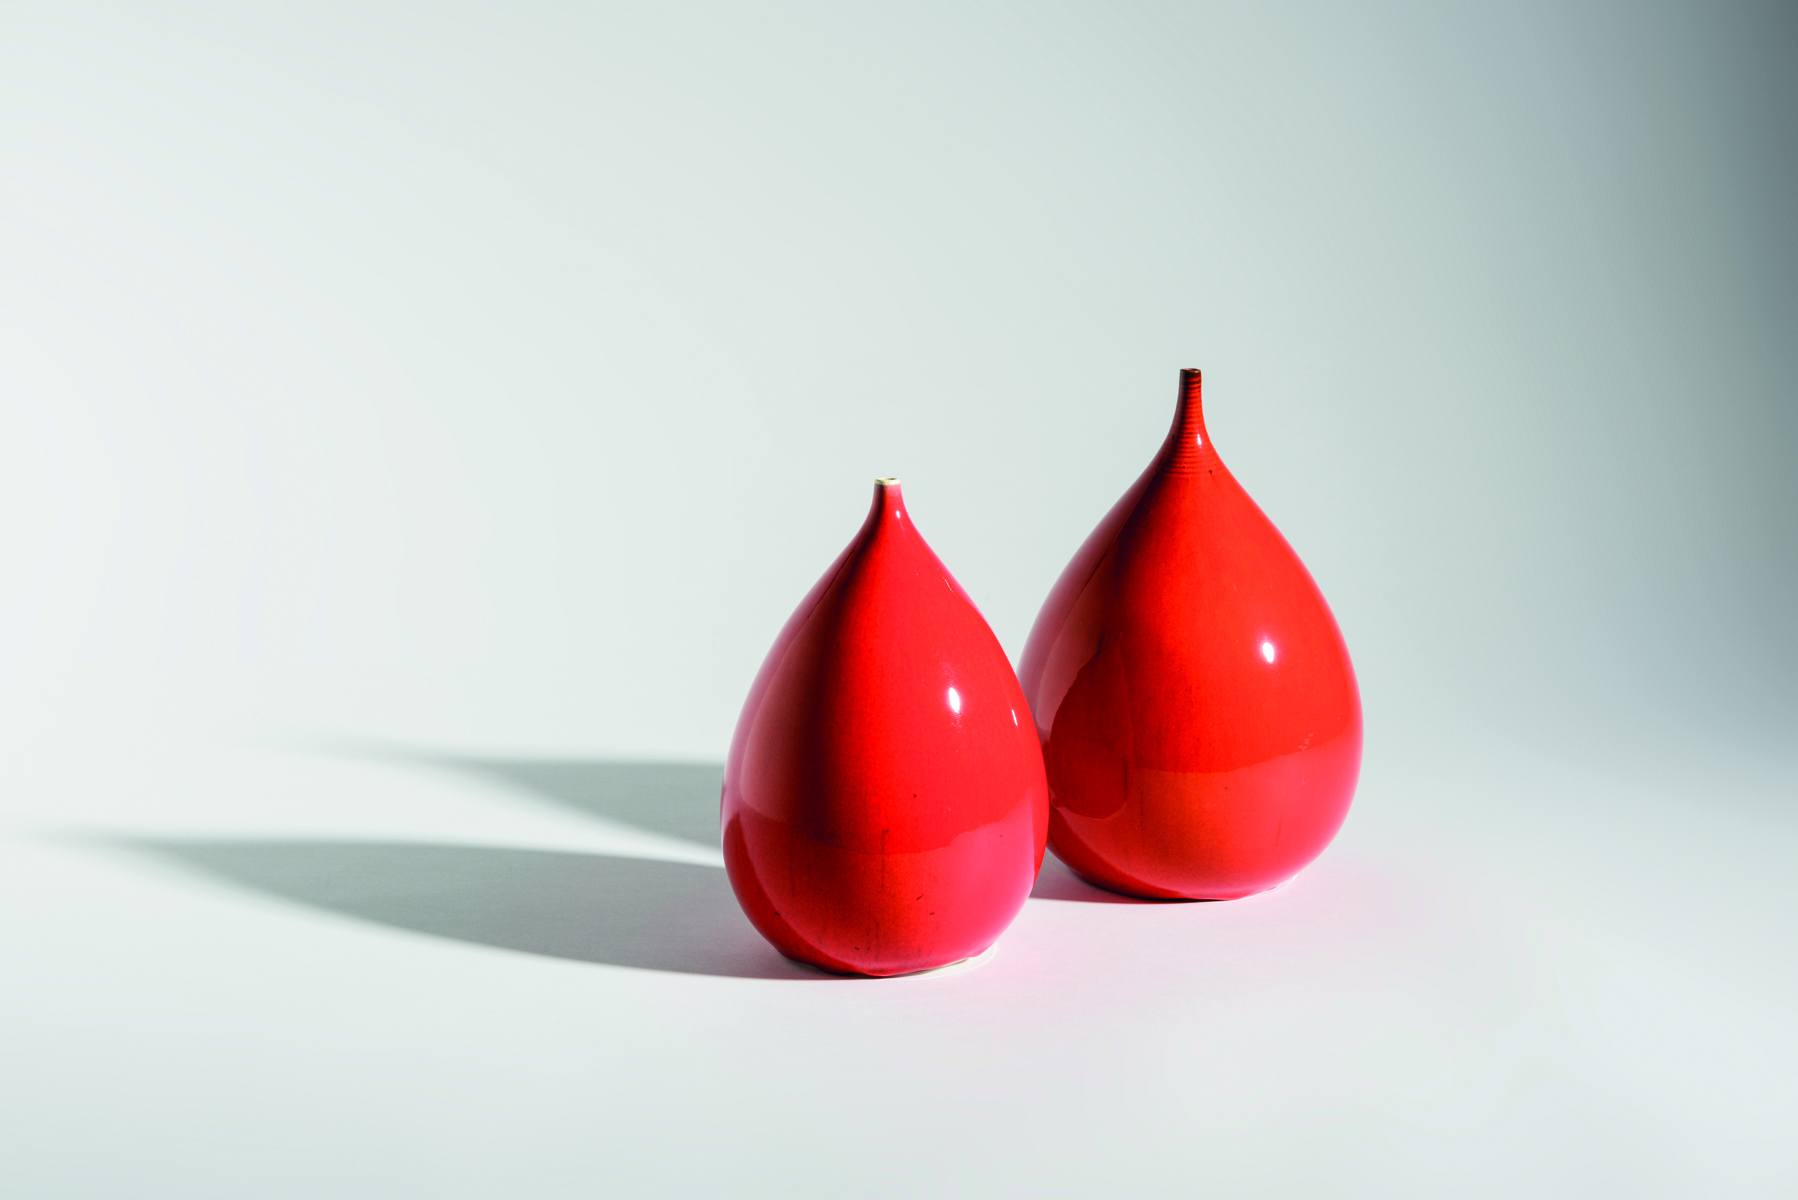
left=1, top=2, right=1793, bottom=1196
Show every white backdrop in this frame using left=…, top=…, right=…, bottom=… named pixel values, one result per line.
left=2, top=3, right=1793, bottom=1196
left=3, top=0, right=1791, bottom=755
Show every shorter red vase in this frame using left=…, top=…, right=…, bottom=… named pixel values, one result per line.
left=722, top=479, right=1049, bottom=976
left=1019, top=370, right=1361, bottom=900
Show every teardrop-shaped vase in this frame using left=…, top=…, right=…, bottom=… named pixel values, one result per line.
left=723, top=479, right=1049, bottom=976
left=1019, top=371, right=1362, bottom=900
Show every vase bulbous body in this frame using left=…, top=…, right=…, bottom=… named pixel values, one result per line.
left=1019, top=371, right=1361, bottom=901
left=723, top=479, right=1049, bottom=976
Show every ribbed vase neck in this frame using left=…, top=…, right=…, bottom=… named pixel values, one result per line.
left=1162, top=368, right=1218, bottom=474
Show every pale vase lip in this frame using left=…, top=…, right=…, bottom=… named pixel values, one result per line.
left=868, top=476, right=908, bottom=526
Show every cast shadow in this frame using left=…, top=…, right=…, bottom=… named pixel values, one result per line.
left=1029, top=853, right=1162, bottom=904
left=131, top=757, right=1144, bottom=979
left=413, top=755, right=1161, bottom=907
left=132, top=839, right=827, bottom=980
left=418, top=757, right=725, bottom=849
left=389, top=752, right=1176, bottom=909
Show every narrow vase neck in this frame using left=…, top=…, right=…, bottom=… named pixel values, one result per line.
left=1162, top=368, right=1218, bottom=474
left=864, top=476, right=910, bottom=534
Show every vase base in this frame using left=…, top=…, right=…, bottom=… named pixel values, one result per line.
left=1067, top=864, right=1290, bottom=903
left=782, top=941, right=999, bottom=979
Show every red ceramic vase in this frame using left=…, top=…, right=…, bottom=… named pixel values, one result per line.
left=723, top=478, right=1049, bottom=976
left=1018, top=370, right=1361, bottom=900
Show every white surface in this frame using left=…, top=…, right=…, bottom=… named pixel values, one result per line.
left=2, top=1, right=1791, bottom=757
left=3, top=730, right=1794, bottom=1196
left=1, top=2, right=1793, bottom=1195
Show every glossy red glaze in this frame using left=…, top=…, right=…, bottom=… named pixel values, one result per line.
left=1019, top=370, right=1361, bottom=900
left=723, top=479, right=1048, bottom=976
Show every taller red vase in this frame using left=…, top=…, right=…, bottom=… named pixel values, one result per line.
left=723, top=478, right=1049, bottom=976
left=1019, top=370, right=1361, bottom=900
